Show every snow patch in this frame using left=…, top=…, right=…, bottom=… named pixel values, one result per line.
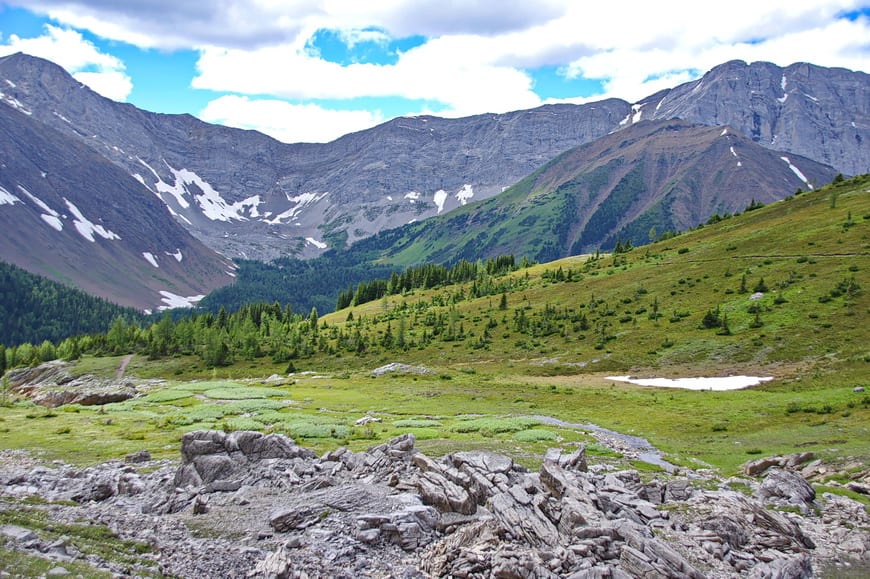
left=720, top=128, right=728, bottom=136
left=142, top=252, right=159, bottom=268
left=264, top=192, right=328, bottom=225
left=17, top=186, right=57, bottom=216
left=306, top=237, right=327, bottom=249
left=631, top=103, right=643, bottom=123
left=803, top=93, right=818, bottom=102
left=0, top=92, right=32, bottom=115
left=132, top=173, right=146, bottom=186
left=456, top=184, right=474, bottom=205
left=52, top=111, right=71, bottom=123
left=165, top=165, right=254, bottom=222
left=63, top=198, right=121, bottom=242
left=4, top=79, right=15, bottom=88
left=729, top=146, right=738, bottom=158
left=433, top=189, right=448, bottom=213
left=777, top=75, right=789, bottom=103
left=158, top=291, right=204, bottom=310
left=41, top=214, right=63, bottom=231
left=404, top=191, right=421, bottom=201
left=780, top=156, right=813, bottom=189
left=0, top=185, right=21, bottom=205
left=166, top=249, right=183, bottom=262
left=607, top=375, right=773, bottom=391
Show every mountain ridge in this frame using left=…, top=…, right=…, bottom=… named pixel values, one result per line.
left=1, top=53, right=865, bottom=265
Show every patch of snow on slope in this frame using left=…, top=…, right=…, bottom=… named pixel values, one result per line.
left=17, top=185, right=57, bottom=215
left=730, top=146, right=737, bottom=158
left=433, top=189, right=447, bottom=213
left=720, top=128, right=728, bottom=136
left=0, top=185, right=21, bottom=205
left=631, top=103, right=643, bottom=123
left=165, top=166, right=253, bottom=222
left=158, top=291, right=204, bottom=310
left=456, top=184, right=474, bottom=205
left=777, top=75, right=788, bottom=103
left=607, top=375, right=773, bottom=391
left=151, top=163, right=190, bottom=209
left=243, top=195, right=262, bottom=217
left=142, top=252, right=159, bottom=268
left=52, top=111, right=71, bottom=123
left=132, top=173, right=146, bottom=186
left=264, top=192, right=328, bottom=225
left=0, top=92, right=32, bottom=115
left=40, top=214, right=63, bottom=231
left=404, top=191, right=421, bottom=201
left=4, top=79, right=15, bottom=88
left=166, top=249, right=183, bottom=262
left=306, top=237, right=327, bottom=249
left=63, top=198, right=121, bottom=242
left=780, top=157, right=813, bottom=189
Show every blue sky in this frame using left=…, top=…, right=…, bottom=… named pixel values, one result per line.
left=1, top=1, right=868, bottom=143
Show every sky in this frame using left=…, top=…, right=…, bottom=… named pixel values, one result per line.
left=0, top=1, right=868, bottom=144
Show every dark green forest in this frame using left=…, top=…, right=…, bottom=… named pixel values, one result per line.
left=1, top=254, right=534, bottom=370
left=0, top=261, right=146, bottom=347
left=196, top=255, right=399, bottom=316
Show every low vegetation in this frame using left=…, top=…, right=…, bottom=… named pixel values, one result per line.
left=0, top=175, right=868, bottom=477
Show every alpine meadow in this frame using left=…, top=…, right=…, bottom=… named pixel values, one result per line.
left=0, top=50, right=869, bottom=578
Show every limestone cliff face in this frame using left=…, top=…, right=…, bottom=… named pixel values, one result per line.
left=642, top=60, right=870, bottom=176
left=0, top=53, right=865, bottom=266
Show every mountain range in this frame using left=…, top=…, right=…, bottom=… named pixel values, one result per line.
left=0, top=53, right=867, bottom=309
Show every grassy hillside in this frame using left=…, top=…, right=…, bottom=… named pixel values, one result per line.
left=0, top=175, right=867, bottom=476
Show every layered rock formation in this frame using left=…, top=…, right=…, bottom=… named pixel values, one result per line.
left=1, top=430, right=868, bottom=577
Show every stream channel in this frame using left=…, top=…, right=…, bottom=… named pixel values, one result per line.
left=533, top=415, right=677, bottom=473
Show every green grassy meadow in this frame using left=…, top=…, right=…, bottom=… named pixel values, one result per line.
left=1, top=176, right=868, bottom=477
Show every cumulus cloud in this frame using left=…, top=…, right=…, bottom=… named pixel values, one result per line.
left=198, top=95, right=385, bottom=143
left=5, top=0, right=868, bottom=140
left=0, top=24, right=132, bottom=101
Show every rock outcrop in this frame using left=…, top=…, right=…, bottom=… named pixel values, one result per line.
left=1, top=433, right=868, bottom=578
left=6, top=360, right=152, bottom=407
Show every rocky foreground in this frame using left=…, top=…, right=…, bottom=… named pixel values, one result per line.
left=1, top=431, right=868, bottom=578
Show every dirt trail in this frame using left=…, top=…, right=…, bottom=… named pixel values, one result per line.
left=115, top=354, right=133, bottom=380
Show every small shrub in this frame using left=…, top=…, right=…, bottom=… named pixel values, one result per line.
left=514, top=429, right=558, bottom=442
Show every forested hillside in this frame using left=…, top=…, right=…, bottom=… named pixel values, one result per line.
left=0, top=260, right=146, bottom=347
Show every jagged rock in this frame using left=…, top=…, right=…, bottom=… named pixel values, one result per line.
left=174, top=430, right=315, bottom=488
left=743, top=452, right=816, bottom=476
left=6, top=361, right=140, bottom=407
left=270, top=504, right=325, bottom=532
left=125, top=450, right=152, bottom=464
left=756, top=469, right=816, bottom=512
left=371, top=363, right=432, bottom=376
left=1, top=525, right=38, bottom=542
left=1, top=432, right=864, bottom=578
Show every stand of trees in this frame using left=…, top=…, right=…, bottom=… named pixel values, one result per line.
left=0, top=260, right=145, bottom=347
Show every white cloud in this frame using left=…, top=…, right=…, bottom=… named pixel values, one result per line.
left=198, top=95, right=385, bottom=143
left=5, top=0, right=868, bottom=140
left=0, top=24, right=132, bottom=101
left=72, top=70, right=132, bottom=101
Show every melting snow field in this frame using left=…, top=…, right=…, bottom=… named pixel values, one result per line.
left=158, top=291, right=204, bottom=310
left=606, top=375, right=774, bottom=391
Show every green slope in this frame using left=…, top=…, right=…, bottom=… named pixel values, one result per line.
left=1, top=176, right=867, bottom=475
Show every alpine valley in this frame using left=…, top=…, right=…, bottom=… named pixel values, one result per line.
left=0, top=53, right=867, bottom=310
left=1, top=50, right=870, bottom=579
